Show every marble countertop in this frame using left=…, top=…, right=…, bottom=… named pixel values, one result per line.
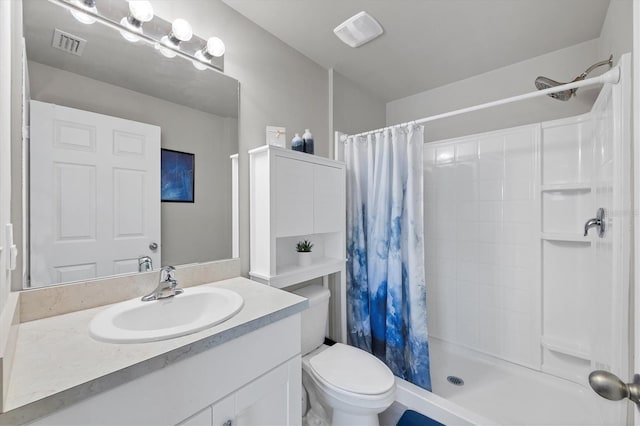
left=0, top=277, right=307, bottom=424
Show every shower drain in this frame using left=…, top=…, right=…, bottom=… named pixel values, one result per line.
left=447, top=375, right=464, bottom=386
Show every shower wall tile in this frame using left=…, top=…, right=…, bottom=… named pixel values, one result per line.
left=424, top=124, right=539, bottom=370
left=503, top=179, right=532, bottom=200
left=455, top=140, right=478, bottom=161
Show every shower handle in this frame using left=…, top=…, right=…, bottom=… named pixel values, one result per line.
left=584, top=208, right=605, bottom=237
left=589, top=370, right=640, bottom=405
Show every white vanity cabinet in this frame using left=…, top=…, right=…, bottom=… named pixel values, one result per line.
left=249, top=146, right=346, bottom=289
left=30, top=315, right=302, bottom=426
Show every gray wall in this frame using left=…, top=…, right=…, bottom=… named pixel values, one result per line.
left=152, top=1, right=330, bottom=276
left=386, top=0, right=634, bottom=144
left=598, top=0, right=633, bottom=62
left=331, top=69, right=386, bottom=137
left=28, top=61, right=236, bottom=268
left=386, top=39, right=601, bottom=142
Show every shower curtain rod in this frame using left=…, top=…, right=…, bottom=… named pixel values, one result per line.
left=343, top=66, right=621, bottom=140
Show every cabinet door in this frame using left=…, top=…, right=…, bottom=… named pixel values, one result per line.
left=313, top=164, right=344, bottom=234
left=275, top=156, right=314, bottom=237
left=234, top=360, right=297, bottom=426
left=211, top=394, right=235, bottom=426
left=178, top=406, right=213, bottom=426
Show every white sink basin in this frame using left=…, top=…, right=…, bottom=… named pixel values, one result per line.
left=89, top=286, right=244, bottom=343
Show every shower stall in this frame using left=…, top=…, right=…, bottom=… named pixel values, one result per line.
left=421, top=55, right=630, bottom=425
left=336, top=54, right=633, bottom=425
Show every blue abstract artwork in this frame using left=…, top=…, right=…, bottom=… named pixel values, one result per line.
left=161, top=149, right=194, bottom=202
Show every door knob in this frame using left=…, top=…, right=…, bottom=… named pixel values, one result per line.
left=589, top=370, right=640, bottom=404
left=584, top=208, right=605, bottom=237
left=149, top=242, right=158, bottom=251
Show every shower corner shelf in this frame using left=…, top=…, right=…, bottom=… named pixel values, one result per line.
left=541, top=182, right=592, bottom=192
left=541, top=233, right=592, bottom=243
left=541, top=336, right=590, bottom=361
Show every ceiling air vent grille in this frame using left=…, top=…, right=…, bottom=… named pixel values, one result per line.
left=51, top=29, right=87, bottom=56
left=334, top=11, right=384, bottom=48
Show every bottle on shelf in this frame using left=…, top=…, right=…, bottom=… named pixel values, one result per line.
left=291, top=133, right=304, bottom=152
left=302, top=128, right=314, bottom=154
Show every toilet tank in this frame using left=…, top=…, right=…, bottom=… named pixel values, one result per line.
left=292, top=284, right=331, bottom=355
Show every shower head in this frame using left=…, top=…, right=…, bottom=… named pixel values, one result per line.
left=534, top=76, right=574, bottom=101
left=534, top=55, right=613, bottom=101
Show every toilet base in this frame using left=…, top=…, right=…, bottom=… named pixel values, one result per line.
left=332, top=411, right=380, bottom=426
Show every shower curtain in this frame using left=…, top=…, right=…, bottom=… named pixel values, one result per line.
left=345, top=124, right=431, bottom=390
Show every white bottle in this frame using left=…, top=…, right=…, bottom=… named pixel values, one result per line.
left=302, top=129, right=314, bottom=154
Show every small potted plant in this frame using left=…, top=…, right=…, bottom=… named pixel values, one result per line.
left=296, top=240, right=313, bottom=267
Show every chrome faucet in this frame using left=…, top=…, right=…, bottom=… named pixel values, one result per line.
left=584, top=208, right=606, bottom=237
left=138, top=255, right=153, bottom=272
left=141, top=266, right=183, bottom=302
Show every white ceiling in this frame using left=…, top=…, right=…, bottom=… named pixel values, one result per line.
left=222, top=0, right=611, bottom=102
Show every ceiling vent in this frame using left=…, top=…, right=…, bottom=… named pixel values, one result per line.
left=333, top=11, right=384, bottom=48
left=51, top=29, right=87, bottom=56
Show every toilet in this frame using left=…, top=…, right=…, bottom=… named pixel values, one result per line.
left=293, top=285, right=396, bottom=426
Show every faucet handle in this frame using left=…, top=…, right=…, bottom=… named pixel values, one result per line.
left=160, top=265, right=176, bottom=282
left=584, top=208, right=606, bottom=237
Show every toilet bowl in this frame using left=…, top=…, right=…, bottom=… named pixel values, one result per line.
left=293, top=285, right=396, bottom=426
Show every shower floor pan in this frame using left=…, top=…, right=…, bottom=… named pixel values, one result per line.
left=422, top=338, right=613, bottom=426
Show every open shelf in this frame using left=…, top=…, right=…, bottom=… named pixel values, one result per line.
left=250, top=257, right=344, bottom=289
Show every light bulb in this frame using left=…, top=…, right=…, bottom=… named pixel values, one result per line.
left=159, top=36, right=177, bottom=58
left=206, top=37, right=225, bottom=57
left=192, top=36, right=225, bottom=70
left=192, top=50, right=208, bottom=70
left=119, top=17, right=142, bottom=42
left=119, top=1, right=153, bottom=43
left=70, top=0, right=97, bottom=25
left=171, top=19, right=193, bottom=42
left=128, top=0, right=153, bottom=22
left=158, top=19, right=192, bottom=58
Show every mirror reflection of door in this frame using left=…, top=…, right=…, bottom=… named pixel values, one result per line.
left=30, top=100, right=161, bottom=287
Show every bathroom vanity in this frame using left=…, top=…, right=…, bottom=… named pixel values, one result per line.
left=0, top=271, right=306, bottom=425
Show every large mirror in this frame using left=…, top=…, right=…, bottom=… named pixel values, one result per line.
left=20, top=0, right=239, bottom=288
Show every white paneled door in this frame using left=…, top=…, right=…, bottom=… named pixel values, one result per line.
left=30, top=100, right=161, bottom=287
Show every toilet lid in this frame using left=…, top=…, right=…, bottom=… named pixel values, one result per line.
left=309, top=343, right=395, bottom=395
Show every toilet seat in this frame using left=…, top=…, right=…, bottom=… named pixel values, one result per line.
left=308, top=343, right=395, bottom=396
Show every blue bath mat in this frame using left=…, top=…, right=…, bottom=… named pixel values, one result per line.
left=396, top=409, right=445, bottom=426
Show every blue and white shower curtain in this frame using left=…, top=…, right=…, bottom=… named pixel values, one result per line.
left=345, top=124, right=431, bottom=391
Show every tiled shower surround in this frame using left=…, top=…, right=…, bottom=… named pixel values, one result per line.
left=424, top=125, right=540, bottom=369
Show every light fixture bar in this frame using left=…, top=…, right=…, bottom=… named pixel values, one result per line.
left=48, top=0, right=224, bottom=73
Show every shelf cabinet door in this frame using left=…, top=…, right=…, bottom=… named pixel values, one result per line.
left=211, top=394, right=235, bottom=426
left=275, top=156, right=314, bottom=237
left=232, top=359, right=299, bottom=426
left=313, top=164, right=344, bottom=234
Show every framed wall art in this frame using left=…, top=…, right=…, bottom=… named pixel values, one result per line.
left=161, top=149, right=195, bottom=203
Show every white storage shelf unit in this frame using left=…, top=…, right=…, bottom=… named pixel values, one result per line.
left=249, top=145, right=346, bottom=289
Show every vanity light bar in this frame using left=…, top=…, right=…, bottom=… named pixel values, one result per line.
left=50, top=0, right=225, bottom=73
